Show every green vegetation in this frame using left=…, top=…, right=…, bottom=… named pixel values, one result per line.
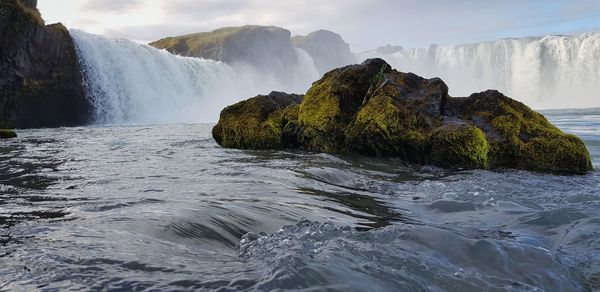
left=298, top=60, right=384, bottom=152
left=345, top=91, right=428, bottom=160
left=462, top=90, right=592, bottom=174
left=430, top=124, right=490, bottom=169
left=149, top=25, right=284, bottom=57
left=212, top=93, right=302, bottom=149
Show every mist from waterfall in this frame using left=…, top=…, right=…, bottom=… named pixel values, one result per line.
left=71, top=30, right=319, bottom=124
left=357, top=33, right=600, bottom=109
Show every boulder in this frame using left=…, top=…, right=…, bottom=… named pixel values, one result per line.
left=212, top=91, right=303, bottom=149
left=149, top=26, right=298, bottom=76
left=0, top=129, right=17, bottom=139
left=291, top=30, right=356, bottom=75
left=0, top=0, right=92, bottom=128
left=213, top=59, right=593, bottom=174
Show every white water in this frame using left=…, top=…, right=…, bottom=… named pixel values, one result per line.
left=71, top=30, right=319, bottom=124
left=357, top=33, right=600, bottom=109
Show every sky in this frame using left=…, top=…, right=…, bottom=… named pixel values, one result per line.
left=38, top=0, right=600, bottom=51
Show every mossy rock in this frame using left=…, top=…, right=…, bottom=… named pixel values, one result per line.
left=430, top=124, right=489, bottom=169
left=0, top=129, right=17, bottom=139
left=298, top=58, right=386, bottom=151
left=457, top=90, right=592, bottom=174
left=344, top=85, right=430, bottom=160
left=213, top=59, right=593, bottom=174
left=212, top=92, right=302, bottom=149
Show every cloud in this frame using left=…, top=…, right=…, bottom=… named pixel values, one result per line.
left=38, top=0, right=600, bottom=50
left=82, top=0, right=141, bottom=13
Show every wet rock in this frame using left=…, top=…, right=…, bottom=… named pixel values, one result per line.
left=212, top=91, right=303, bottom=149
left=451, top=89, right=593, bottom=174
left=0, top=129, right=17, bottom=139
left=0, top=0, right=92, bottom=128
left=213, top=59, right=593, bottom=174
left=291, top=30, right=356, bottom=75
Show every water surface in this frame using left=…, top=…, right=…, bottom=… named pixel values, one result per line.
left=1, top=109, right=599, bottom=291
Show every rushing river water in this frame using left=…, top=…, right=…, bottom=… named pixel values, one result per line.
left=1, top=108, right=599, bottom=291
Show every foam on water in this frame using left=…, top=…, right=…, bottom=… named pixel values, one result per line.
left=358, top=33, right=600, bottom=109
left=71, top=30, right=319, bottom=124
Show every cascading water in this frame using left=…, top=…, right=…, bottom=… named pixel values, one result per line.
left=71, top=30, right=319, bottom=124
left=357, top=32, right=600, bottom=109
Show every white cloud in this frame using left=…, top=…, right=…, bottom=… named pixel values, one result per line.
left=38, top=0, right=600, bottom=50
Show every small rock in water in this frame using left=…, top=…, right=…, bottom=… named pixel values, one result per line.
left=0, top=129, right=17, bottom=139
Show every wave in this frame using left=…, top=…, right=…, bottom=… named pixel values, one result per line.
left=238, top=219, right=586, bottom=291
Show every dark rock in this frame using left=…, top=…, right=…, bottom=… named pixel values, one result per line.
left=0, top=0, right=92, bottom=128
left=291, top=30, right=356, bottom=75
left=149, top=25, right=298, bottom=76
left=0, top=129, right=17, bottom=139
left=213, top=59, right=593, bottom=174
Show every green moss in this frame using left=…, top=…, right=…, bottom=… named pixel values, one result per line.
left=149, top=25, right=284, bottom=57
left=430, top=124, right=490, bottom=169
left=0, top=129, right=17, bottom=139
left=297, top=61, right=384, bottom=151
left=212, top=93, right=301, bottom=149
left=522, top=134, right=592, bottom=174
left=20, top=79, right=45, bottom=96
left=297, top=78, right=344, bottom=151
left=463, top=91, right=592, bottom=174
left=344, top=90, right=428, bottom=160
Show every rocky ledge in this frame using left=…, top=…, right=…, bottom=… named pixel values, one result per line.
left=213, top=59, right=593, bottom=174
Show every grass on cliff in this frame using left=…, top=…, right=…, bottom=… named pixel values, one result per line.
left=149, top=25, right=283, bottom=55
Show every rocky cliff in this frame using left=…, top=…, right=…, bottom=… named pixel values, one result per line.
left=150, top=26, right=357, bottom=77
left=291, top=30, right=356, bottom=75
left=213, top=59, right=593, bottom=174
left=149, top=26, right=298, bottom=75
left=0, top=0, right=91, bottom=128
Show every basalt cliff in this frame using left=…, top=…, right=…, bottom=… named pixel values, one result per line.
left=0, top=0, right=91, bottom=128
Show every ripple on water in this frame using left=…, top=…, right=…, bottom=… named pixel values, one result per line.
left=0, top=111, right=598, bottom=290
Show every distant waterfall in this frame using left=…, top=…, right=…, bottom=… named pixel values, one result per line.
left=357, top=33, right=600, bottom=109
left=70, top=30, right=319, bottom=124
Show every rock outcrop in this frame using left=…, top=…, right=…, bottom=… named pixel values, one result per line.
left=212, top=91, right=302, bottom=149
left=149, top=26, right=298, bottom=75
left=213, top=59, right=593, bottom=174
left=0, top=129, right=17, bottom=139
left=291, top=30, right=356, bottom=75
left=0, top=0, right=91, bottom=128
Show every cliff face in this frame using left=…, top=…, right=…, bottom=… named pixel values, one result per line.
left=149, top=25, right=298, bottom=75
left=291, top=30, right=356, bottom=75
left=0, top=0, right=91, bottom=128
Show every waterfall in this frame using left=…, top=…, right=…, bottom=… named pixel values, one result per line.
left=70, top=30, right=320, bottom=124
left=357, top=33, right=600, bottom=109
